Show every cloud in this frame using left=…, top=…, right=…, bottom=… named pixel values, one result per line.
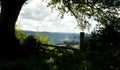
left=19, top=0, right=51, bottom=21
left=17, top=0, right=96, bottom=33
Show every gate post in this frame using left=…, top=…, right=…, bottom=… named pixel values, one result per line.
left=80, top=32, right=85, bottom=51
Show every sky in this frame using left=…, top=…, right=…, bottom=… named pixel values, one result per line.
left=16, top=0, right=98, bottom=33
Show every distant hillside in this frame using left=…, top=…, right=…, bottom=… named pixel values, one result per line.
left=23, top=31, right=91, bottom=44
left=23, top=31, right=80, bottom=44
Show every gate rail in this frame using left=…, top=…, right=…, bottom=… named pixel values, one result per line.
left=40, top=44, right=79, bottom=51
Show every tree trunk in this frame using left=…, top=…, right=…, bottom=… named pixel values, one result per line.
left=0, top=0, right=26, bottom=60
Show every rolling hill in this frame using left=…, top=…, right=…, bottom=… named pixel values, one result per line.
left=23, top=31, right=80, bottom=44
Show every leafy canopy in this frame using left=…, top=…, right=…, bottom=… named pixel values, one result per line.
left=47, top=0, right=120, bottom=30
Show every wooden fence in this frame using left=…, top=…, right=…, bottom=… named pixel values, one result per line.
left=39, top=32, right=85, bottom=51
